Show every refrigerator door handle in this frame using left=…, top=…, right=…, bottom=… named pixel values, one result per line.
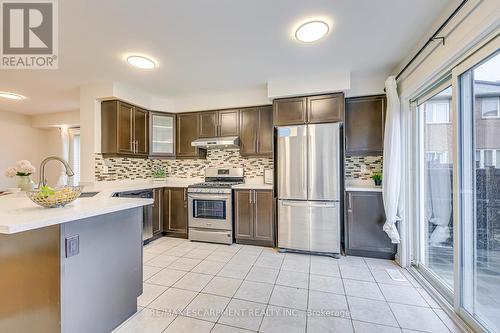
left=281, top=200, right=337, bottom=208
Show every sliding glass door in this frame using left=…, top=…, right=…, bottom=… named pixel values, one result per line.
left=416, top=83, right=455, bottom=296
left=459, top=50, right=500, bottom=333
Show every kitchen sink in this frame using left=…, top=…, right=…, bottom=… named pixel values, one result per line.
left=79, top=192, right=100, bottom=198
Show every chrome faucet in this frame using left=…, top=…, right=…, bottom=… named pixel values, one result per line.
left=39, top=156, right=75, bottom=187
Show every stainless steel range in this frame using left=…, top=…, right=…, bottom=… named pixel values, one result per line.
left=188, top=167, right=244, bottom=244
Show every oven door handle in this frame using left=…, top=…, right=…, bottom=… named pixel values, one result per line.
left=188, top=194, right=230, bottom=200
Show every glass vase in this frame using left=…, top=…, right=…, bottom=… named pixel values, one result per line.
left=17, top=175, right=35, bottom=191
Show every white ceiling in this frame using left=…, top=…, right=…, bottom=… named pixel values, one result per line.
left=0, top=0, right=455, bottom=115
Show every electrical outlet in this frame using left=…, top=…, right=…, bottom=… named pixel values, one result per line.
left=360, top=164, right=367, bottom=173
left=65, top=235, right=80, bottom=257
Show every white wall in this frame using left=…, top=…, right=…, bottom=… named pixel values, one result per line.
left=267, top=70, right=351, bottom=99
left=0, top=111, right=51, bottom=189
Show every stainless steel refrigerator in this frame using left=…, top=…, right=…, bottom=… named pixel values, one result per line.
left=277, top=123, right=341, bottom=255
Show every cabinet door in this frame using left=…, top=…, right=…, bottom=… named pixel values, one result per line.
left=150, top=113, right=175, bottom=157
left=219, top=109, right=239, bottom=137
left=235, top=190, right=254, bottom=240
left=117, top=102, right=134, bottom=153
left=134, top=108, right=149, bottom=155
left=253, top=190, right=274, bottom=243
left=307, top=93, right=344, bottom=123
left=346, top=192, right=396, bottom=258
left=345, top=95, right=386, bottom=156
left=152, top=188, right=163, bottom=234
left=199, top=112, right=218, bottom=138
left=239, top=108, right=258, bottom=156
left=273, top=97, right=307, bottom=125
left=257, top=106, right=273, bottom=156
left=163, top=188, right=188, bottom=234
left=176, top=113, right=200, bottom=157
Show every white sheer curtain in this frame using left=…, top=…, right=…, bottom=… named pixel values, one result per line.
left=57, top=126, right=70, bottom=186
left=428, top=165, right=452, bottom=244
left=383, top=76, right=402, bottom=243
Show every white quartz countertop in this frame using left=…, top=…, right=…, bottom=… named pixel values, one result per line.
left=0, top=192, right=153, bottom=234
left=345, top=186, right=383, bottom=192
left=0, top=176, right=274, bottom=235
left=232, top=183, right=273, bottom=190
left=81, top=178, right=204, bottom=193
left=345, top=180, right=383, bottom=192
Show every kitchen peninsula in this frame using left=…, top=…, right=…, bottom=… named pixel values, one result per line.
left=0, top=191, right=153, bottom=333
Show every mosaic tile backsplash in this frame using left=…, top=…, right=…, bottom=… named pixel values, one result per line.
left=95, top=149, right=273, bottom=181
left=345, top=155, right=383, bottom=180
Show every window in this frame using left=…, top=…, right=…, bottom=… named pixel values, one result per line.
left=481, top=97, right=499, bottom=118
left=460, top=50, right=500, bottom=332
left=475, top=149, right=500, bottom=169
left=425, top=100, right=451, bottom=124
left=425, top=151, right=449, bottom=164
left=417, top=84, right=454, bottom=292
left=69, top=128, right=81, bottom=186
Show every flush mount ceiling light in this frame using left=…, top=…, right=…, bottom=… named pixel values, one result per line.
left=126, top=55, right=156, bottom=69
left=0, top=92, right=25, bottom=100
left=295, top=20, right=329, bottom=43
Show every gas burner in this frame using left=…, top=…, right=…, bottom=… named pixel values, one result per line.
left=189, top=181, right=243, bottom=189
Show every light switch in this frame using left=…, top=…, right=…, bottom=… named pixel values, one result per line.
left=65, top=235, right=80, bottom=257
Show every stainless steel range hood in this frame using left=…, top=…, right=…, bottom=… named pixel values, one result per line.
left=191, top=136, right=240, bottom=149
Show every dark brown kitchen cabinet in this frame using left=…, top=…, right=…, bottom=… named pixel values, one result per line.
left=345, top=191, right=396, bottom=259
left=134, top=108, right=149, bottom=155
left=152, top=188, right=163, bottom=235
left=273, top=97, right=307, bottom=125
left=273, top=93, right=344, bottom=125
left=240, top=106, right=273, bottom=157
left=235, top=189, right=274, bottom=246
left=198, top=109, right=239, bottom=138
left=101, top=100, right=149, bottom=157
left=307, top=93, right=344, bottom=123
left=219, top=109, right=240, bottom=136
left=176, top=113, right=206, bottom=159
left=163, top=187, right=188, bottom=238
left=199, top=112, right=218, bottom=138
left=345, top=95, right=386, bottom=156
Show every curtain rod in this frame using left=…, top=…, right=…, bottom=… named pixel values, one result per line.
left=395, top=0, right=469, bottom=81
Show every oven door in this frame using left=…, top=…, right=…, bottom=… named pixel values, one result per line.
left=188, top=193, right=232, bottom=230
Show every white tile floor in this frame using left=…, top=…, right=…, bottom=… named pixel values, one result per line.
left=113, top=237, right=463, bottom=333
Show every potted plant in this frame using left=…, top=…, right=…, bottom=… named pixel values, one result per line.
left=152, top=166, right=167, bottom=182
left=371, top=172, right=382, bottom=186
left=5, top=160, right=36, bottom=191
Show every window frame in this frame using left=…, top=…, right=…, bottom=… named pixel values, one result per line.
left=480, top=97, right=500, bottom=119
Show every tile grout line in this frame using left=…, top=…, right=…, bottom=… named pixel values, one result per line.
left=159, top=239, right=242, bottom=333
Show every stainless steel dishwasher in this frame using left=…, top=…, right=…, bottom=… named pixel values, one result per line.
left=113, top=189, right=153, bottom=241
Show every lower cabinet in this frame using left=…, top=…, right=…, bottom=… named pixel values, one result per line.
left=235, top=189, right=274, bottom=247
left=345, top=191, right=397, bottom=259
left=152, top=188, right=163, bottom=236
left=163, top=187, right=188, bottom=238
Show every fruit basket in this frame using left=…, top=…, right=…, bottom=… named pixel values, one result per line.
left=26, top=186, right=84, bottom=208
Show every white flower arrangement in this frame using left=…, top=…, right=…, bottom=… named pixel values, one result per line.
left=5, top=160, right=36, bottom=177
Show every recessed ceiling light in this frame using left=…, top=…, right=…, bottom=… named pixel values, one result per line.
left=0, top=92, right=25, bottom=100
left=126, top=55, right=156, bottom=69
left=295, top=21, right=329, bottom=43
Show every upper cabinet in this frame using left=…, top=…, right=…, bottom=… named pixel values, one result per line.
left=149, top=112, right=175, bottom=158
left=240, top=106, right=273, bottom=157
left=101, top=100, right=149, bottom=157
left=199, top=109, right=239, bottom=138
left=345, top=95, right=386, bottom=156
left=176, top=112, right=206, bottom=159
left=273, top=93, right=344, bottom=126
